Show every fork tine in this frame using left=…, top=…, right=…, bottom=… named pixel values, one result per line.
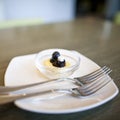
left=78, top=77, right=112, bottom=96
left=84, top=79, right=111, bottom=96
left=76, top=66, right=112, bottom=84
left=82, top=68, right=112, bottom=83
left=84, top=67, right=111, bottom=80
left=79, top=66, right=107, bottom=79
left=80, top=66, right=109, bottom=80
left=81, top=74, right=111, bottom=89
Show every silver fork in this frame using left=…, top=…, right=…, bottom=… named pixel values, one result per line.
left=0, top=66, right=111, bottom=93
left=0, top=75, right=112, bottom=104
left=75, top=66, right=111, bottom=84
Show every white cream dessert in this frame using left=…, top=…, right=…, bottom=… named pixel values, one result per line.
left=35, top=49, right=80, bottom=79
left=43, top=59, right=71, bottom=69
left=44, top=51, right=70, bottom=68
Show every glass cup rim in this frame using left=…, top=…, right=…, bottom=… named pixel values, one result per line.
left=35, top=48, right=81, bottom=75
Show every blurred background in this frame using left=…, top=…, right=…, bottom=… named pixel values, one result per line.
left=0, top=0, right=120, bottom=28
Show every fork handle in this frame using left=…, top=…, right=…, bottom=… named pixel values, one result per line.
left=0, top=90, right=52, bottom=104
left=0, top=78, right=65, bottom=93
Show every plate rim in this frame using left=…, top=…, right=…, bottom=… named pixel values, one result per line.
left=14, top=81, right=119, bottom=114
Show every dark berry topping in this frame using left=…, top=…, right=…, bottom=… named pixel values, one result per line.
left=57, top=60, right=66, bottom=67
left=50, top=58, right=55, bottom=63
left=50, top=51, right=66, bottom=68
left=52, top=51, right=60, bottom=60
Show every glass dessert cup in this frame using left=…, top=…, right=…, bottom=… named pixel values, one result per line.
left=35, top=49, right=80, bottom=79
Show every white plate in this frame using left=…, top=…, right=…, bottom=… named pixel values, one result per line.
left=4, top=51, right=119, bottom=114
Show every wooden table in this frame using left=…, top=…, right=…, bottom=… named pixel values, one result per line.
left=0, top=18, right=120, bottom=120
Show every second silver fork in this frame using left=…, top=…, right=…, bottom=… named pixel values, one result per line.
left=0, top=74, right=112, bottom=104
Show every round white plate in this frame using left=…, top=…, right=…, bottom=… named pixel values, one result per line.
left=4, top=51, right=119, bottom=114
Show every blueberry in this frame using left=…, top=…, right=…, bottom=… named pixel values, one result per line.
left=57, top=60, right=65, bottom=67
left=52, top=61, right=58, bottom=67
left=50, top=51, right=66, bottom=67
left=50, top=58, right=55, bottom=63
left=52, top=51, right=60, bottom=60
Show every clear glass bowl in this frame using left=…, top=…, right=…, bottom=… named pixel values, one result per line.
left=35, top=49, right=80, bottom=79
